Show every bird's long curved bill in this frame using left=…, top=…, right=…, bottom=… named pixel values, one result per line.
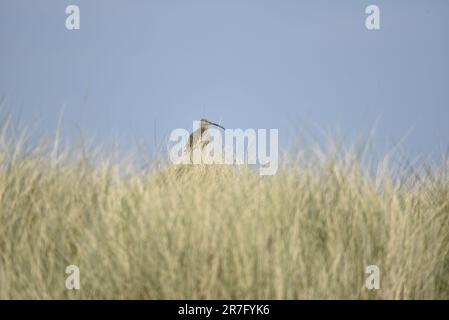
left=207, top=121, right=225, bottom=130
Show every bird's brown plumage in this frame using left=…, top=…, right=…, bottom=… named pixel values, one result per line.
left=185, top=119, right=225, bottom=161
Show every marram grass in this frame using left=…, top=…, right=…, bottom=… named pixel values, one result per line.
left=0, top=128, right=448, bottom=299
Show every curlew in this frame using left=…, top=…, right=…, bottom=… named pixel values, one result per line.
left=184, top=119, right=225, bottom=163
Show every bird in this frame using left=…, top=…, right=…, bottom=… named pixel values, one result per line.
left=185, top=119, right=225, bottom=163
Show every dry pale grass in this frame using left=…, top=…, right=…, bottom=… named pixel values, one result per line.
left=0, top=122, right=448, bottom=299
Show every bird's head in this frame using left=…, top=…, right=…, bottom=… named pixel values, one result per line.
left=200, top=118, right=225, bottom=130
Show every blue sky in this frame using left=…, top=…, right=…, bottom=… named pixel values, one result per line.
left=0, top=0, right=448, bottom=157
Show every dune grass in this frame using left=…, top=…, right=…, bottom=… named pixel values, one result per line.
left=0, top=123, right=448, bottom=299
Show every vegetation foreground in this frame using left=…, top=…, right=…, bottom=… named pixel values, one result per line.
left=0, top=129, right=448, bottom=299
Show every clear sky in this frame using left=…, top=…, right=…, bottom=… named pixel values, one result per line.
left=1, top=0, right=448, bottom=157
